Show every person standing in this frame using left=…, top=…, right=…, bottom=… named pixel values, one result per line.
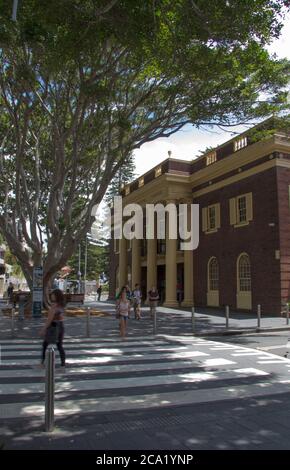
left=176, top=280, right=183, bottom=304
left=125, top=285, right=132, bottom=301
left=97, top=285, right=102, bottom=301
left=7, top=282, right=14, bottom=305
left=39, top=289, right=66, bottom=371
left=148, top=286, right=159, bottom=319
left=132, top=283, right=142, bottom=320
left=116, top=289, right=130, bottom=339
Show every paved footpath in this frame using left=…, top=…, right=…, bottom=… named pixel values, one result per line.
left=1, top=311, right=290, bottom=450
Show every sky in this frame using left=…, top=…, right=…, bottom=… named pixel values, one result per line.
left=133, top=12, right=290, bottom=178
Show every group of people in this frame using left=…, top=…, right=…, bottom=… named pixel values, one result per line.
left=37, top=284, right=160, bottom=370
left=116, top=284, right=159, bottom=338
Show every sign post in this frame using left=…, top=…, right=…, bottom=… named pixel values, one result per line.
left=32, top=266, right=43, bottom=318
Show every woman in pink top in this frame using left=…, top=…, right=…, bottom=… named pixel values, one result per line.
left=117, top=290, right=131, bottom=338
left=40, top=289, right=66, bottom=370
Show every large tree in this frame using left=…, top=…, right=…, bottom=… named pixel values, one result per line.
left=105, top=152, right=135, bottom=202
left=0, top=0, right=289, bottom=302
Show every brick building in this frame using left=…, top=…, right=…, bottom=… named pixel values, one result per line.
left=109, top=118, right=290, bottom=315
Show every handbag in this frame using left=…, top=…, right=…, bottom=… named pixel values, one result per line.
left=45, top=321, right=60, bottom=344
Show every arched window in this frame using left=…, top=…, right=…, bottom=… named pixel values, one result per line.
left=208, top=257, right=219, bottom=291
left=238, top=254, right=251, bottom=292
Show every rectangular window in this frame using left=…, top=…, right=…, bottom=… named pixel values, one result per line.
left=206, top=151, right=217, bottom=166
left=234, top=136, right=248, bottom=152
left=208, top=205, right=216, bottom=230
left=237, top=196, right=247, bottom=223
left=229, top=193, right=253, bottom=226
left=202, top=203, right=221, bottom=232
left=155, top=166, right=162, bottom=177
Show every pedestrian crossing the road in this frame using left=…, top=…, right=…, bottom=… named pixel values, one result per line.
left=1, top=335, right=290, bottom=421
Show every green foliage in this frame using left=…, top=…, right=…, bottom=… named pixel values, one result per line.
left=4, top=247, right=25, bottom=278
left=106, top=153, right=136, bottom=202
left=68, top=240, right=109, bottom=281
left=0, top=0, right=289, bottom=288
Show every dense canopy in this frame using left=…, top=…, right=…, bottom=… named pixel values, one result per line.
left=0, top=0, right=289, bottom=300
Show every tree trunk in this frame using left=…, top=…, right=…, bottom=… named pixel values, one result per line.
left=43, top=272, right=55, bottom=309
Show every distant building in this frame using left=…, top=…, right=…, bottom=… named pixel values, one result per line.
left=109, top=118, right=290, bottom=315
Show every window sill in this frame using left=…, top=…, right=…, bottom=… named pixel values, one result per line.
left=233, top=221, right=249, bottom=228
left=205, top=228, right=218, bottom=234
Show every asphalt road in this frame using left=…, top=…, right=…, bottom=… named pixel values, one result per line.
left=209, top=330, right=290, bottom=357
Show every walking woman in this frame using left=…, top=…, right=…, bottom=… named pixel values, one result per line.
left=133, top=283, right=142, bottom=320
left=117, top=289, right=131, bottom=339
left=40, top=289, right=66, bottom=371
left=148, top=286, right=159, bottom=319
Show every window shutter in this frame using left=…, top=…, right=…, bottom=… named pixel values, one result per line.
left=246, top=193, right=253, bottom=221
left=229, top=198, right=237, bottom=225
left=202, top=207, right=208, bottom=232
left=215, top=203, right=221, bottom=229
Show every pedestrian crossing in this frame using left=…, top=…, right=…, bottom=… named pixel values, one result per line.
left=1, top=335, right=290, bottom=421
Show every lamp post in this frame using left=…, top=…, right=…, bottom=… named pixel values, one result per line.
left=84, top=233, right=100, bottom=298
left=77, top=244, right=82, bottom=293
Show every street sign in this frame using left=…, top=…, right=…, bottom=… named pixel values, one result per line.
left=32, top=266, right=43, bottom=318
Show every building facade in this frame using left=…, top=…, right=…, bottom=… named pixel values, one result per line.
left=109, top=119, right=290, bottom=315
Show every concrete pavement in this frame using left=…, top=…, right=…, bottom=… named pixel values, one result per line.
left=1, top=306, right=290, bottom=450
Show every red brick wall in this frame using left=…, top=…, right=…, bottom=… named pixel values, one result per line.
left=277, top=165, right=290, bottom=306
left=193, top=166, right=281, bottom=314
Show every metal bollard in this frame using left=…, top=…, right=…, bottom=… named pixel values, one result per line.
left=257, top=304, right=261, bottom=329
left=286, top=303, right=289, bottom=326
left=11, top=308, right=15, bottom=337
left=153, top=308, right=157, bottom=335
left=45, top=345, right=55, bottom=432
left=86, top=307, right=91, bottom=337
left=191, top=306, right=195, bottom=334
left=225, top=305, right=229, bottom=329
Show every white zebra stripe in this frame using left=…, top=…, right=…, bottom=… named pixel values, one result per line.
left=0, top=348, right=210, bottom=367
left=1, top=380, right=290, bottom=420
left=0, top=366, right=267, bottom=395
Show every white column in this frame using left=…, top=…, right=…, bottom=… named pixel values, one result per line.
left=164, top=201, right=178, bottom=307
